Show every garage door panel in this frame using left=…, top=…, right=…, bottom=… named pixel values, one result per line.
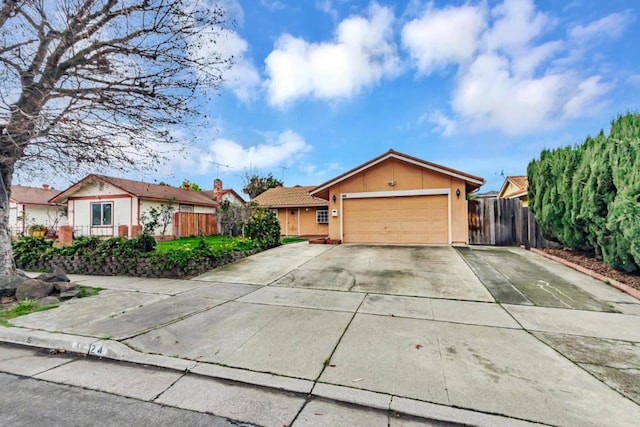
left=343, top=195, right=448, bottom=244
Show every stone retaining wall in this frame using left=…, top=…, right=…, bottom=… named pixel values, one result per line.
left=17, top=250, right=258, bottom=279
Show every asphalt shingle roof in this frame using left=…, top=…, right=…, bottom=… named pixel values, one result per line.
left=253, top=186, right=328, bottom=207
left=10, top=186, right=62, bottom=206
left=52, top=175, right=218, bottom=206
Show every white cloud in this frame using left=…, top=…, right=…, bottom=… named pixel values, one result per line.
left=186, top=0, right=260, bottom=102
left=401, top=4, right=486, bottom=74
left=260, top=0, right=286, bottom=11
left=424, top=111, right=457, bottom=136
left=264, top=3, right=400, bottom=107
left=316, top=0, right=339, bottom=21
left=563, top=76, right=611, bottom=118
left=569, top=11, right=632, bottom=42
left=481, top=0, right=548, bottom=53
left=452, top=54, right=566, bottom=134
left=217, top=29, right=261, bottom=102
left=204, top=130, right=312, bottom=171
left=403, top=0, right=617, bottom=136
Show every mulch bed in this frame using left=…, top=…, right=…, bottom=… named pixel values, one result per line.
left=543, top=248, right=640, bottom=292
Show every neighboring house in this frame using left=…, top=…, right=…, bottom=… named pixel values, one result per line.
left=253, top=186, right=329, bottom=237
left=9, top=185, right=67, bottom=235
left=203, top=178, right=245, bottom=205
left=309, top=149, right=485, bottom=244
left=50, top=174, right=218, bottom=238
left=497, top=175, right=529, bottom=207
left=473, top=190, right=499, bottom=200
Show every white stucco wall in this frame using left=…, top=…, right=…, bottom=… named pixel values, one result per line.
left=9, top=201, right=68, bottom=235
left=139, top=201, right=216, bottom=237
left=139, top=200, right=177, bottom=236
left=67, top=181, right=135, bottom=237
left=222, top=192, right=244, bottom=206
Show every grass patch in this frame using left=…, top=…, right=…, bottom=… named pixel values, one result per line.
left=156, top=235, right=255, bottom=253
left=0, top=299, right=58, bottom=327
left=281, top=237, right=307, bottom=244
left=78, top=286, right=104, bottom=298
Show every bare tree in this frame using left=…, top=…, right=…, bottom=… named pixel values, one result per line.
left=0, top=0, right=232, bottom=274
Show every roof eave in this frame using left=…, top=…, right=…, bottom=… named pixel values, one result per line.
left=310, top=150, right=485, bottom=196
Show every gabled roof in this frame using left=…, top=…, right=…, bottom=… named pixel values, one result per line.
left=51, top=174, right=218, bottom=206
left=203, top=188, right=246, bottom=203
left=253, top=186, right=328, bottom=208
left=310, top=149, right=485, bottom=199
left=10, top=186, right=62, bottom=206
left=498, top=175, right=529, bottom=199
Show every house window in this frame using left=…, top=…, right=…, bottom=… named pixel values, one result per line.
left=316, top=208, right=329, bottom=224
left=179, top=204, right=194, bottom=213
left=91, top=202, right=112, bottom=226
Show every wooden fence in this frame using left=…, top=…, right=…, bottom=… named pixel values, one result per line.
left=174, top=212, right=218, bottom=237
left=468, top=198, right=557, bottom=248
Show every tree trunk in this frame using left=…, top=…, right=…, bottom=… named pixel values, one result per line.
left=0, top=157, right=16, bottom=275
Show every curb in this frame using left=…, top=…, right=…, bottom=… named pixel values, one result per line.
left=529, top=248, right=640, bottom=301
left=0, top=327, right=537, bottom=427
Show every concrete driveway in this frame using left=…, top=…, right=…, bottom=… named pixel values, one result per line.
left=4, top=243, right=640, bottom=426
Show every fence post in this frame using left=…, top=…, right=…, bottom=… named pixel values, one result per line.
left=118, top=225, right=129, bottom=238
left=58, top=225, right=73, bottom=246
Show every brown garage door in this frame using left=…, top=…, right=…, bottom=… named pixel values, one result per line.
left=342, top=195, right=449, bottom=244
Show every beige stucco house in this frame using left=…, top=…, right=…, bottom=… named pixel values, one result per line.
left=253, top=186, right=329, bottom=237
left=51, top=175, right=218, bottom=238
left=9, top=185, right=68, bottom=235
left=498, top=175, right=529, bottom=207
left=309, top=150, right=485, bottom=244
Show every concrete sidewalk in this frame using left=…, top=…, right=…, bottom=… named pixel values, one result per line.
left=2, top=243, right=640, bottom=426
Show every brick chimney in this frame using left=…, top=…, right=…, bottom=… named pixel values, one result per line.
left=42, top=184, right=50, bottom=190
left=213, top=178, right=223, bottom=202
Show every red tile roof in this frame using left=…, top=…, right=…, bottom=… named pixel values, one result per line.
left=10, top=186, right=62, bottom=206
left=499, top=175, right=529, bottom=199
left=51, top=175, right=218, bottom=206
left=253, top=186, right=328, bottom=207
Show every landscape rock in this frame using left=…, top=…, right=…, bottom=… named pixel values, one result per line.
left=0, top=275, right=29, bottom=297
left=15, top=279, right=55, bottom=302
left=53, top=281, right=79, bottom=293
left=37, top=268, right=70, bottom=283
left=59, top=289, right=81, bottom=300
left=15, top=270, right=30, bottom=278
left=37, top=296, right=60, bottom=307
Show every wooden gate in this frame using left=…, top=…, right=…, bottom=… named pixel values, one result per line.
left=174, top=212, right=218, bottom=237
left=468, top=199, right=556, bottom=248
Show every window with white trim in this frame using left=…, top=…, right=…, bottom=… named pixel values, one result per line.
left=316, top=208, right=329, bottom=224
left=91, top=202, right=112, bottom=226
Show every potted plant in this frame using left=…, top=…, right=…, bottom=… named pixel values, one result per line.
left=29, top=224, right=47, bottom=237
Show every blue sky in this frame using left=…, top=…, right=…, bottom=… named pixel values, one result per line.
left=24, top=0, right=640, bottom=196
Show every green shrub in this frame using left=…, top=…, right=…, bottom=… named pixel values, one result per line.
left=12, top=232, right=256, bottom=278
left=12, top=237, right=53, bottom=267
left=528, top=112, right=640, bottom=272
left=126, top=234, right=157, bottom=252
left=244, top=209, right=281, bottom=250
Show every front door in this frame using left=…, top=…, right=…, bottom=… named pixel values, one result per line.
left=287, top=209, right=299, bottom=236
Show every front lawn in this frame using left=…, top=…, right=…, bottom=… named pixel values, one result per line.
left=156, top=235, right=255, bottom=253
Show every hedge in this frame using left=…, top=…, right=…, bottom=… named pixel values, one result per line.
left=528, top=113, right=640, bottom=272
left=12, top=235, right=259, bottom=279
